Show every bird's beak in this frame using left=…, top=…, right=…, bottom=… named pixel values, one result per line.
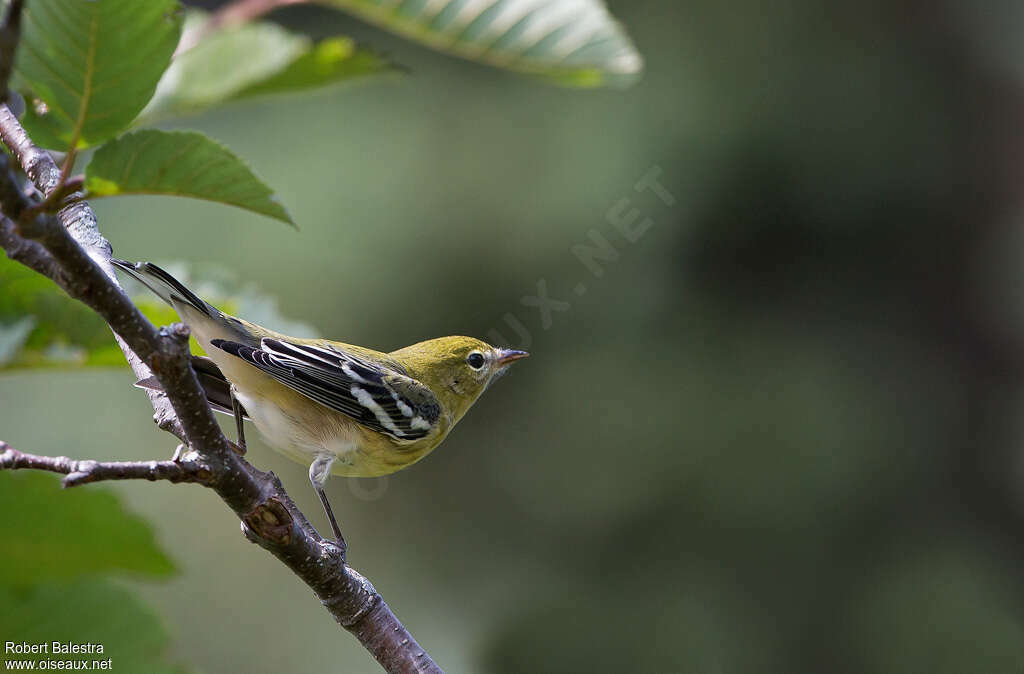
left=496, top=349, right=529, bottom=366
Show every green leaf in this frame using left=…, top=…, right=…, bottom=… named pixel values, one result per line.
left=13, top=0, right=183, bottom=150
left=316, top=0, right=642, bottom=87
left=140, top=11, right=391, bottom=122
left=0, top=472, right=175, bottom=586
left=235, top=37, right=392, bottom=99
left=84, top=129, right=294, bottom=225
left=0, top=255, right=116, bottom=370
left=0, top=580, right=187, bottom=673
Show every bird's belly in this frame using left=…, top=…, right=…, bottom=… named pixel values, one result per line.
left=233, top=390, right=359, bottom=466
left=233, top=386, right=425, bottom=477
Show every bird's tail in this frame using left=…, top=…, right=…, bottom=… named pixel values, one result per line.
left=111, top=259, right=213, bottom=318
left=136, top=355, right=247, bottom=419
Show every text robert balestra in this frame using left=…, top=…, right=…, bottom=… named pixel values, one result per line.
left=5, top=641, right=105, bottom=655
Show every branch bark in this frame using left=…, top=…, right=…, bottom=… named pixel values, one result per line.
left=0, top=441, right=212, bottom=487
left=0, top=65, right=442, bottom=674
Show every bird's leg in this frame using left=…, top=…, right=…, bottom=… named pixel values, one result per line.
left=309, top=454, right=347, bottom=560
left=227, top=387, right=246, bottom=456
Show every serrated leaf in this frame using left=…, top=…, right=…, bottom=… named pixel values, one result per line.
left=317, top=0, right=642, bottom=87
left=84, top=129, right=294, bottom=225
left=140, top=11, right=391, bottom=122
left=0, top=472, right=176, bottom=586
left=0, top=580, right=187, bottom=673
left=13, top=0, right=183, bottom=150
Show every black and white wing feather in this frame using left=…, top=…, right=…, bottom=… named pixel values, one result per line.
left=210, top=338, right=441, bottom=441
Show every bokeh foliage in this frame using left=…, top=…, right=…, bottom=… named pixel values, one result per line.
left=8, top=1, right=1024, bottom=674
left=0, top=472, right=183, bottom=671
left=0, top=257, right=120, bottom=368
left=0, top=472, right=175, bottom=587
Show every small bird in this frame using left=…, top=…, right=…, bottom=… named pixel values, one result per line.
left=111, top=259, right=528, bottom=555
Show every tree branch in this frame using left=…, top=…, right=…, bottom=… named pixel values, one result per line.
left=0, top=440, right=213, bottom=487
left=0, top=85, right=442, bottom=674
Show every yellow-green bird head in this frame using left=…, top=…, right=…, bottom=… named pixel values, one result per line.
left=390, top=336, right=529, bottom=424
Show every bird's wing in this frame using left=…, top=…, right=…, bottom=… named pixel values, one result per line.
left=210, top=337, right=441, bottom=441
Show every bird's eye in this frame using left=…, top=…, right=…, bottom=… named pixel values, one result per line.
left=467, top=352, right=485, bottom=370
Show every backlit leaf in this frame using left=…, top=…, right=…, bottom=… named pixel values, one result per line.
left=317, top=0, right=642, bottom=87
left=85, top=129, right=294, bottom=225
left=13, top=0, right=183, bottom=149
left=140, top=11, right=391, bottom=121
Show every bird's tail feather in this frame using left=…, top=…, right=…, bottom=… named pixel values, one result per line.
left=136, top=355, right=247, bottom=419
left=111, top=259, right=212, bottom=317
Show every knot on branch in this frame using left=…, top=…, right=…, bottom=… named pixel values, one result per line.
left=160, top=322, right=191, bottom=350
left=244, top=497, right=293, bottom=545
left=151, top=323, right=191, bottom=375
left=22, top=147, right=58, bottom=193
left=153, top=408, right=185, bottom=439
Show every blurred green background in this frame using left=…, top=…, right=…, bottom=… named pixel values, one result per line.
left=6, top=0, right=1024, bottom=671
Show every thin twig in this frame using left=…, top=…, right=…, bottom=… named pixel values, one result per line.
left=0, top=441, right=213, bottom=487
